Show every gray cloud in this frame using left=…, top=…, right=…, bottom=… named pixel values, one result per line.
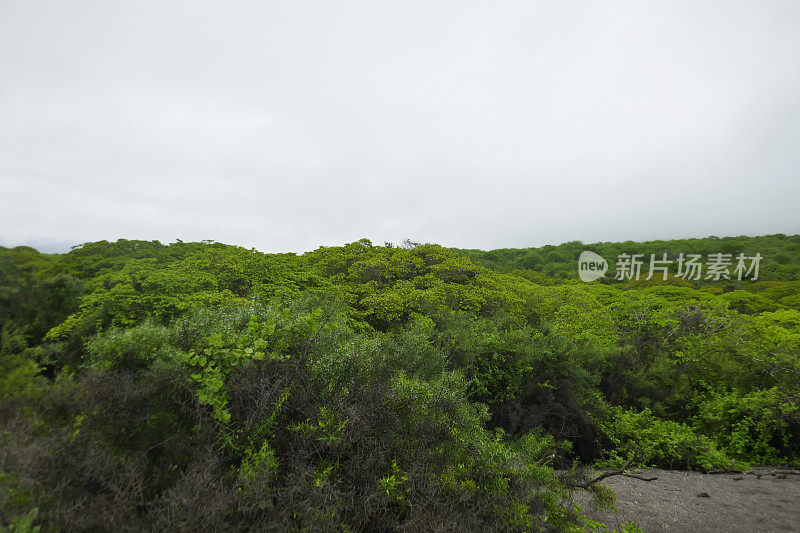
left=2, top=1, right=799, bottom=253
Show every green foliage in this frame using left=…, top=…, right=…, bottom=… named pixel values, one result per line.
left=599, top=407, right=731, bottom=470
left=238, top=440, right=280, bottom=484
left=0, top=325, right=42, bottom=399
left=377, top=459, right=408, bottom=504
left=2, top=235, right=800, bottom=530
left=175, top=314, right=283, bottom=422
left=0, top=508, right=40, bottom=533
left=85, top=322, right=173, bottom=369
left=290, top=406, right=347, bottom=445
left=695, top=388, right=800, bottom=464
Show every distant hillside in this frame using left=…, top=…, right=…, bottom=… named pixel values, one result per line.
left=453, top=233, right=800, bottom=282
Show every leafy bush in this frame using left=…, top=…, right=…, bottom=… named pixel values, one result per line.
left=85, top=322, right=173, bottom=369
left=598, top=408, right=731, bottom=470
left=695, top=388, right=800, bottom=465
left=2, top=304, right=590, bottom=531
left=0, top=325, right=42, bottom=400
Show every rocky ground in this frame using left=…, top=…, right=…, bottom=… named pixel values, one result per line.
left=572, top=467, right=800, bottom=532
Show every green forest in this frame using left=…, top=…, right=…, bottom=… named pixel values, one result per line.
left=1, top=235, right=799, bottom=531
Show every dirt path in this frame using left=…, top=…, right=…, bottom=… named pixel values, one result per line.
left=572, top=467, right=800, bottom=532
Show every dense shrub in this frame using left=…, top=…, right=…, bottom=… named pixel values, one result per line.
left=2, top=236, right=800, bottom=530
left=695, top=388, right=800, bottom=465
left=598, top=408, right=731, bottom=471
left=1, top=307, right=594, bottom=531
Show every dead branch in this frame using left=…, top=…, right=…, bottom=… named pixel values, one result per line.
left=575, top=458, right=658, bottom=489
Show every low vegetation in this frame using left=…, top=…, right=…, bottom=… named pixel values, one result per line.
left=1, top=235, right=798, bottom=531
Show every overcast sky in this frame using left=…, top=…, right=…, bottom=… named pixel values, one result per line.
left=1, top=1, right=799, bottom=253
